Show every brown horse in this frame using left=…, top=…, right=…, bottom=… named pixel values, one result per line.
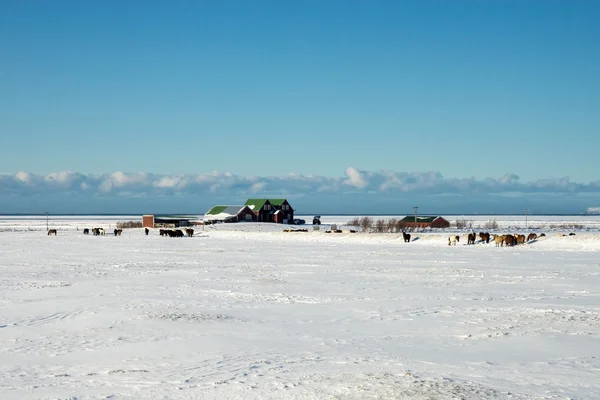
left=479, top=232, right=490, bottom=243
left=185, top=228, right=194, bottom=237
left=47, top=229, right=57, bottom=236
left=503, top=234, right=516, bottom=247
left=526, top=233, right=537, bottom=242
left=467, top=232, right=476, bottom=245
left=515, top=234, right=526, bottom=245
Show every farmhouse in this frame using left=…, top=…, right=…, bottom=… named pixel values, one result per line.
left=204, top=205, right=256, bottom=223
left=399, top=215, right=450, bottom=229
left=142, top=215, right=197, bottom=228
left=244, top=198, right=294, bottom=224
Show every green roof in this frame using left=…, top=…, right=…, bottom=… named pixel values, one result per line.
left=244, top=198, right=289, bottom=210
left=206, top=206, right=228, bottom=215
left=268, top=198, right=287, bottom=206
left=244, top=198, right=269, bottom=210
left=400, top=216, right=439, bottom=223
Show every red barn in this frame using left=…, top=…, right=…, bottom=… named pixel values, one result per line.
left=399, top=216, right=450, bottom=229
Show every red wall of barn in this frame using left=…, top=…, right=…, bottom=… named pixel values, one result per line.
left=142, top=215, right=155, bottom=228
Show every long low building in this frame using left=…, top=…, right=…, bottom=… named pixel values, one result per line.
left=204, top=205, right=256, bottom=223
left=399, top=216, right=450, bottom=229
left=142, top=215, right=198, bottom=228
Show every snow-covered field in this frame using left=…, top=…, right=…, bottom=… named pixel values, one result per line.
left=1, top=216, right=600, bottom=399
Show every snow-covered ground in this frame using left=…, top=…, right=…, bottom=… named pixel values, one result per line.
left=1, top=216, right=600, bottom=399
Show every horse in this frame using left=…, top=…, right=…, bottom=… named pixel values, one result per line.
left=503, top=234, right=516, bottom=247
left=83, top=228, right=90, bottom=235
left=185, top=228, right=194, bottom=237
left=402, top=231, right=411, bottom=243
left=467, top=232, right=476, bottom=245
left=479, top=232, right=490, bottom=243
left=145, top=228, right=149, bottom=235
left=493, top=234, right=504, bottom=247
left=114, top=229, right=123, bottom=236
left=526, top=233, right=537, bottom=242
left=47, top=229, right=57, bottom=236
left=448, top=235, right=459, bottom=246
left=515, top=234, right=526, bottom=245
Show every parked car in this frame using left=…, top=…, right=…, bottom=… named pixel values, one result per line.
left=293, top=218, right=306, bottom=225
left=313, top=215, right=321, bottom=225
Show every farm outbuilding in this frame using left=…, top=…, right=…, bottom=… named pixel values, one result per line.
left=142, top=215, right=196, bottom=228
left=399, top=216, right=450, bottom=229
left=244, top=198, right=294, bottom=224
left=204, top=205, right=256, bottom=223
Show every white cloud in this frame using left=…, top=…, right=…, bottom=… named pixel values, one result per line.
left=2, top=169, right=600, bottom=199
left=344, top=167, right=368, bottom=189
left=14, top=171, right=31, bottom=183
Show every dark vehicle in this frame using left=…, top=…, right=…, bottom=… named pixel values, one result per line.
left=313, top=215, right=321, bottom=225
left=293, top=218, right=306, bottom=225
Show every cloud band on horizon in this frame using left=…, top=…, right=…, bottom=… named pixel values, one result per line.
left=2, top=167, right=600, bottom=198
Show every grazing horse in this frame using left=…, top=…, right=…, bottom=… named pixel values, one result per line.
left=47, top=229, right=57, bottom=236
left=185, top=228, right=194, bottom=237
left=526, top=233, right=537, bottom=242
left=504, top=234, right=516, bottom=247
left=145, top=228, right=149, bottom=235
left=515, top=234, right=526, bottom=245
left=114, top=229, right=123, bottom=236
left=448, top=235, right=459, bottom=246
left=93, top=228, right=105, bottom=236
left=402, top=231, right=411, bottom=243
left=479, top=232, right=490, bottom=244
left=493, top=235, right=505, bottom=247
left=83, top=228, right=90, bottom=235
left=467, top=232, right=476, bottom=245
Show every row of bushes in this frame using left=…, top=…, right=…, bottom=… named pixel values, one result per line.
left=346, top=217, right=500, bottom=233
left=116, top=221, right=143, bottom=229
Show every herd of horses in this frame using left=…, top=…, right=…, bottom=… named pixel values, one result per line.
left=159, top=228, right=195, bottom=237
left=81, top=228, right=122, bottom=236
left=397, top=230, right=551, bottom=247
left=47, top=227, right=194, bottom=237
left=448, top=232, right=547, bottom=246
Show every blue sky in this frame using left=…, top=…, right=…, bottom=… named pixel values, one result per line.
left=1, top=1, right=599, bottom=214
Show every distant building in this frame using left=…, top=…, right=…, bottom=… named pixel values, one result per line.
left=204, top=205, right=256, bottom=223
left=399, top=216, right=450, bottom=229
left=142, top=215, right=197, bottom=228
left=244, top=198, right=294, bottom=224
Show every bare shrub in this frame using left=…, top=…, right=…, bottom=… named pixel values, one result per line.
left=387, top=218, right=398, bottom=233
left=453, top=219, right=473, bottom=229
left=347, top=218, right=361, bottom=227
left=373, top=219, right=387, bottom=233
left=483, top=220, right=498, bottom=229
left=117, top=221, right=143, bottom=229
left=360, top=217, right=373, bottom=233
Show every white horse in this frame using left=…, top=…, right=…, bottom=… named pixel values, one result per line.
left=448, top=235, right=459, bottom=246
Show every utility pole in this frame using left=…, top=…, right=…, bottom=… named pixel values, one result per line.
left=45, top=212, right=49, bottom=231
left=413, top=206, right=418, bottom=230
left=524, top=209, right=529, bottom=229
